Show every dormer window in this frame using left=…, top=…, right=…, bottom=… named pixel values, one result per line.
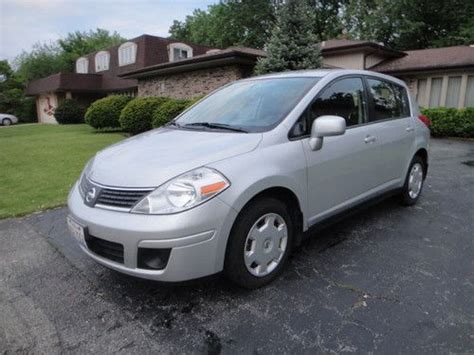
left=169, top=43, right=193, bottom=62
left=95, top=51, right=110, bottom=72
left=76, top=57, right=88, bottom=73
left=118, top=42, right=137, bottom=66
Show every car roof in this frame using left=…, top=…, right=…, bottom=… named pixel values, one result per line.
left=247, top=69, right=407, bottom=87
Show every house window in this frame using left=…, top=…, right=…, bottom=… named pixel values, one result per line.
left=169, top=43, right=193, bottom=62
left=173, top=48, right=188, bottom=60
left=95, top=51, right=110, bottom=72
left=429, top=78, right=443, bottom=107
left=76, top=57, right=88, bottom=73
left=465, top=76, right=474, bottom=107
left=118, top=42, right=137, bottom=66
left=416, top=79, right=427, bottom=106
left=445, top=76, right=462, bottom=108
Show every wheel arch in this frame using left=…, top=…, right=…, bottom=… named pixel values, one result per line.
left=227, top=185, right=305, bottom=249
left=414, top=148, right=428, bottom=177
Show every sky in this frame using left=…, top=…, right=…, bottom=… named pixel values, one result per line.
left=0, top=0, right=217, bottom=62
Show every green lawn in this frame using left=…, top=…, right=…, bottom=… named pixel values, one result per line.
left=0, top=124, right=125, bottom=219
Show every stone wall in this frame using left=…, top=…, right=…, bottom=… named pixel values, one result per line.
left=137, top=65, right=252, bottom=99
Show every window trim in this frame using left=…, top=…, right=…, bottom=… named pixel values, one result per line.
left=288, top=74, right=370, bottom=141
left=168, top=42, right=193, bottom=62
left=118, top=42, right=137, bottom=67
left=76, top=57, right=89, bottom=74
left=95, top=51, right=110, bottom=72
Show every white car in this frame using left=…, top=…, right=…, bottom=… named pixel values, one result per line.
left=0, top=114, right=19, bottom=126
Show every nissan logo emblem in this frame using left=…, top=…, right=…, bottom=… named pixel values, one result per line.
left=85, top=187, right=97, bottom=203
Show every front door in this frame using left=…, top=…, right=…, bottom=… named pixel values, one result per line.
left=296, top=77, right=383, bottom=225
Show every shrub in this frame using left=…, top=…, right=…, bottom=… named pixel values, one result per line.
left=85, top=95, right=131, bottom=129
left=54, top=99, right=84, bottom=124
left=120, top=97, right=170, bottom=134
left=422, top=107, right=474, bottom=138
left=152, top=99, right=191, bottom=128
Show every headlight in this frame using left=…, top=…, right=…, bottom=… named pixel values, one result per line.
left=78, top=157, right=94, bottom=198
left=131, top=167, right=230, bottom=215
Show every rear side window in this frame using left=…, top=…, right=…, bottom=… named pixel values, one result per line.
left=392, top=84, right=411, bottom=117
left=367, top=78, right=410, bottom=121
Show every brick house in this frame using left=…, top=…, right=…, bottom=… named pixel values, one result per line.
left=25, top=35, right=214, bottom=123
left=119, top=39, right=474, bottom=109
left=26, top=36, right=474, bottom=123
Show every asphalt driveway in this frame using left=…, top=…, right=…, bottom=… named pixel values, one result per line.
left=1, top=138, right=473, bottom=353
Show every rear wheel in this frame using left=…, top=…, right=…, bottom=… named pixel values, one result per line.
left=2, top=118, right=12, bottom=126
left=224, top=197, right=293, bottom=289
left=400, top=156, right=425, bottom=205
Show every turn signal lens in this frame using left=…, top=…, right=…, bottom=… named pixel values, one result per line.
left=201, top=181, right=228, bottom=196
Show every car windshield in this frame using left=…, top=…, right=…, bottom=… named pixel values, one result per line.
left=174, top=77, right=320, bottom=133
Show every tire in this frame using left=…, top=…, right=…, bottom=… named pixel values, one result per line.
left=400, top=155, right=425, bottom=206
left=2, top=118, right=12, bottom=126
left=224, top=197, right=294, bottom=289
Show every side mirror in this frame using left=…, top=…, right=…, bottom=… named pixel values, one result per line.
left=309, top=115, right=346, bottom=151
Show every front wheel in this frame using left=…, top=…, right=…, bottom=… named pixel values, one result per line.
left=2, top=118, right=12, bottom=126
left=400, top=156, right=425, bottom=206
left=224, top=197, right=293, bottom=289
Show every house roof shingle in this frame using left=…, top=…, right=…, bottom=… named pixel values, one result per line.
left=372, top=45, right=474, bottom=73
left=320, top=39, right=405, bottom=58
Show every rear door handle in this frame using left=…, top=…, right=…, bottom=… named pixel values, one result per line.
left=406, top=127, right=414, bottom=132
left=364, top=135, right=376, bottom=144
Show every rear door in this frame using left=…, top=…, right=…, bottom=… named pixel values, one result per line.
left=364, top=77, right=415, bottom=184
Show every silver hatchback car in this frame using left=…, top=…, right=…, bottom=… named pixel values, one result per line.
left=68, top=69, right=430, bottom=288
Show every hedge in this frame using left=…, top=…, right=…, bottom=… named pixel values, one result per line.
left=85, top=95, right=131, bottom=129
left=54, top=99, right=84, bottom=124
left=422, top=107, right=474, bottom=138
left=119, top=97, right=170, bottom=134
left=152, top=99, right=191, bottom=128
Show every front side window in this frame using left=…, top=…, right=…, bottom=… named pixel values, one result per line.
left=95, top=51, right=110, bottom=72
left=311, top=77, right=366, bottom=128
left=175, top=77, right=320, bottom=133
left=76, top=57, right=88, bottom=73
left=118, top=42, right=137, bottom=66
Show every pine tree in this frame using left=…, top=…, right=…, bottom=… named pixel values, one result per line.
left=254, top=0, right=322, bottom=75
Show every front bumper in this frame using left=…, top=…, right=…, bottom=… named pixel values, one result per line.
left=67, top=182, right=238, bottom=282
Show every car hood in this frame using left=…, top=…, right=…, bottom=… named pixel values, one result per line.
left=89, top=127, right=262, bottom=187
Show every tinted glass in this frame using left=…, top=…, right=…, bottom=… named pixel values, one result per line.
left=311, top=77, right=366, bottom=127
left=391, top=83, right=411, bottom=117
left=368, top=79, right=405, bottom=121
left=175, top=77, right=319, bottom=133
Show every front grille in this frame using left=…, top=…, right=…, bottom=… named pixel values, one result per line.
left=86, top=235, right=124, bottom=264
left=80, top=176, right=152, bottom=210
left=96, top=188, right=151, bottom=209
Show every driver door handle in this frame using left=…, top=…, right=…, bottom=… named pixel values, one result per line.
left=364, top=135, right=376, bottom=144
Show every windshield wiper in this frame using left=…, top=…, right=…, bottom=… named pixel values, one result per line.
left=167, top=121, right=182, bottom=128
left=184, top=122, right=248, bottom=133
